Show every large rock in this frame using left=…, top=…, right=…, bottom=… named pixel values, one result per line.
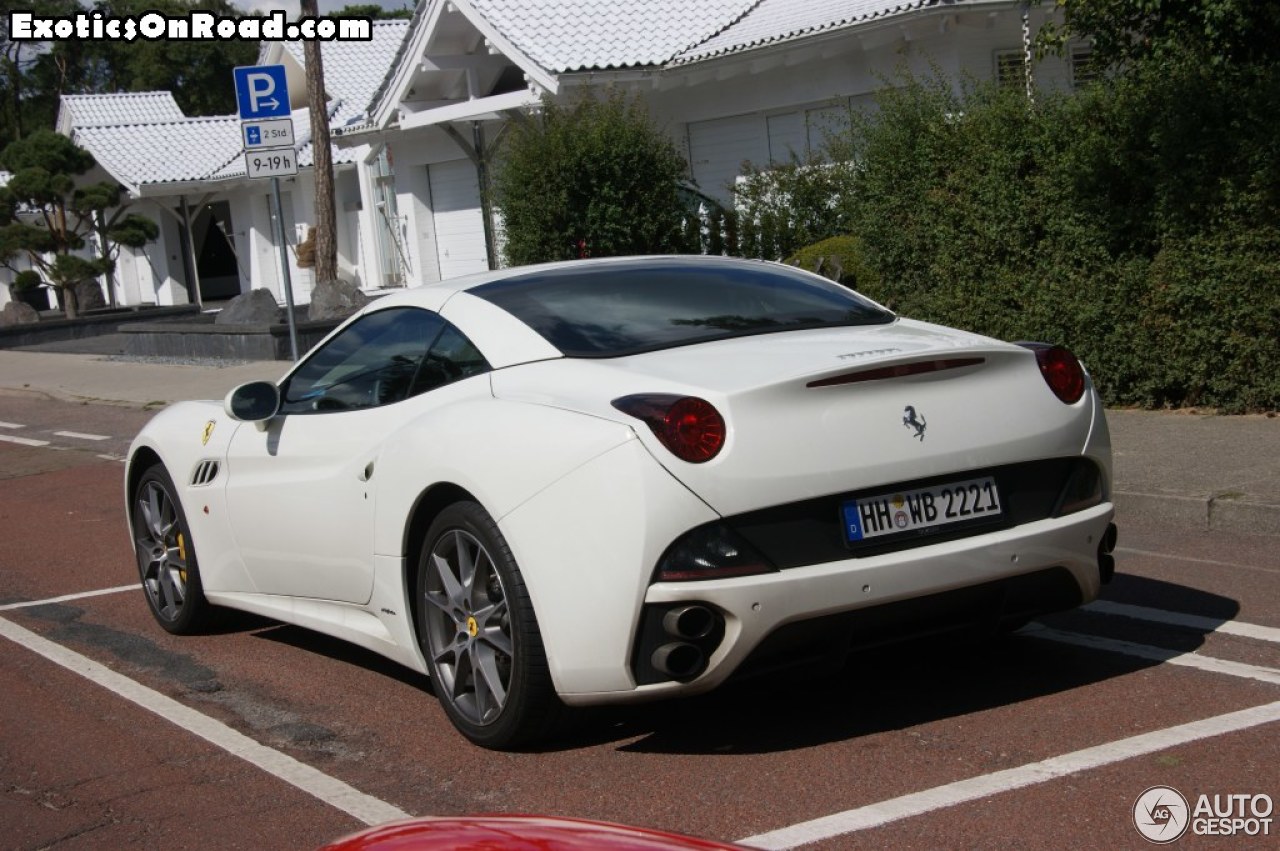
left=74, top=280, right=108, bottom=312
left=307, top=278, right=369, bottom=321
left=0, top=300, right=40, bottom=326
left=215, top=288, right=281, bottom=325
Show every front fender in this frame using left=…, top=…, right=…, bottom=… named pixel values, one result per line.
left=125, top=401, right=250, bottom=593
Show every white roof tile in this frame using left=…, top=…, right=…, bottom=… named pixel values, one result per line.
left=282, top=20, right=411, bottom=111
left=674, top=0, right=939, bottom=64
left=57, top=92, right=185, bottom=131
left=64, top=28, right=406, bottom=191
left=466, top=0, right=759, bottom=72
left=74, top=117, right=244, bottom=189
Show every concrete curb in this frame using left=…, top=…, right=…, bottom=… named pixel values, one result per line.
left=1115, top=491, right=1280, bottom=536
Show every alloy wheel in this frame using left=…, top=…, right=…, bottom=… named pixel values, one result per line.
left=422, top=528, right=514, bottom=727
left=134, top=479, right=189, bottom=623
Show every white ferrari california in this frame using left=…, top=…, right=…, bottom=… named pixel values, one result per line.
left=126, top=255, right=1116, bottom=748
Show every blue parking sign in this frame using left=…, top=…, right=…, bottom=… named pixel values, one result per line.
left=234, top=65, right=291, bottom=120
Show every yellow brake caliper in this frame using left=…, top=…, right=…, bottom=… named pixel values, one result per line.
left=177, top=533, right=188, bottom=582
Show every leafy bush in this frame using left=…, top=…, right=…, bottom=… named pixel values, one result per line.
left=785, top=235, right=881, bottom=295
left=1135, top=228, right=1280, bottom=411
left=492, top=90, right=690, bottom=265
left=12, top=269, right=43, bottom=291
left=745, top=63, right=1279, bottom=412
left=731, top=157, right=852, bottom=261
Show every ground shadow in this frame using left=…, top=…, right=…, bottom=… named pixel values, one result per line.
left=218, top=573, right=1236, bottom=755
left=566, top=573, right=1240, bottom=754
left=250, top=622, right=434, bottom=694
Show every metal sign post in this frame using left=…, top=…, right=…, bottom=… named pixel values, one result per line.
left=270, top=177, right=299, bottom=360
left=234, top=64, right=300, bottom=360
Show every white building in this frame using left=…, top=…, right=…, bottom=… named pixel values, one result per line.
left=337, top=0, right=1091, bottom=288
left=32, top=21, right=411, bottom=311
left=8, top=1, right=1093, bottom=314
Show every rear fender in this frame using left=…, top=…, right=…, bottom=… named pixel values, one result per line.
left=372, top=398, right=636, bottom=559
left=497, top=439, right=720, bottom=696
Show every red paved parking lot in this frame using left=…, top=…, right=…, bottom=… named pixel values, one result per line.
left=1, top=402, right=1277, bottom=849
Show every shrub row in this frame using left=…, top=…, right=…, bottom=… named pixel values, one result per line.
left=729, top=63, right=1278, bottom=412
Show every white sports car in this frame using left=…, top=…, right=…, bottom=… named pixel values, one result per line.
left=126, top=256, right=1116, bottom=748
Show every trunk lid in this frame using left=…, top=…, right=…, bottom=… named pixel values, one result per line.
left=491, top=319, right=1096, bottom=516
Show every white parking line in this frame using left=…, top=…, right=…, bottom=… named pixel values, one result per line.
left=1084, top=600, right=1280, bottom=645
left=0, top=421, right=22, bottom=428
left=738, top=700, right=1280, bottom=849
left=1028, top=625, right=1280, bottom=686
left=0, top=585, right=136, bottom=611
left=742, top=624, right=1280, bottom=848
left=0, top=614, right=410, bottom=827
left=53, top=430, right=110, bottom=441
left=0, top=434, right=50, bottom=447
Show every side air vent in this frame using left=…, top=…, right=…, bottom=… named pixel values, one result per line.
left=190, top=460, right=220, bottom=487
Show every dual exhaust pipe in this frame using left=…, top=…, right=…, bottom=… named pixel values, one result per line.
left=650, top=604, right=718, bottom=680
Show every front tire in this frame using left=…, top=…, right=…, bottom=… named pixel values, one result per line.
left=131, top=464, right=213, bottom=634
left=416, top=501, right=561, bottom=749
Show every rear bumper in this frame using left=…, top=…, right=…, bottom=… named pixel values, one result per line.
left=561, top=501, right=1113, bottom=705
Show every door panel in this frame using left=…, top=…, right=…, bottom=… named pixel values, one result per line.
left=224, top=407, right=388, bottom=603
left=220, top=306, right=492, bottom=604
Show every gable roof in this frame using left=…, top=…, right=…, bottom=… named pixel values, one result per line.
left=464, top=0, right=759, bottom=72
left=60, top=24, right=413, bottom=195
left=276, top=20, right=412, bottom=118
left=357, top=0, right=972, bottom=133
left=673, top=0, right=942, bottom=65
left=56, top=92, right=185, bottom=135
left=72, top=116, right=245, bottom=191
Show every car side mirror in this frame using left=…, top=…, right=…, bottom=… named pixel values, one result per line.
left=225, top=381, right=281, bottom=429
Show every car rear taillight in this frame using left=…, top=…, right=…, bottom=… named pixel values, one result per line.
left=1018, top=343, right=1086, bottom=404
left=611, top=394, right=726, bottom=463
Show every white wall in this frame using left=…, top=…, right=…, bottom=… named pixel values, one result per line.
left=636, top=6, right=1069, bottom=203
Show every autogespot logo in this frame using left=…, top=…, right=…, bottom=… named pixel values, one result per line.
left=1134, top=786, right=1190, bottom=843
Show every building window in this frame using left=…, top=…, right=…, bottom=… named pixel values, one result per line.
left=1070, top=45, right=1100, bottom=89
left=994, top=49, right=1027, bottom=91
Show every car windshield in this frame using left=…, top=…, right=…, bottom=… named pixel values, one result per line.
left=469, top=259, right=895, bottom=357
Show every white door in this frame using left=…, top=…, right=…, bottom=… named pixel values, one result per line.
left=429, top=158, right=489, bottom=279
left=223, top=307, right=447, bottom=604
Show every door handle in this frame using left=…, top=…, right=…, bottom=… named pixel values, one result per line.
left=358, top=461, right=375, bottom=482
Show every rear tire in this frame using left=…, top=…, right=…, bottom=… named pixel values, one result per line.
left=416, top=501, right=562, bottom=749
left=131, top=464, right=214, bottom=634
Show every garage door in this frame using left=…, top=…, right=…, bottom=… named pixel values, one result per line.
left=428, top=158, right=489, bottom=279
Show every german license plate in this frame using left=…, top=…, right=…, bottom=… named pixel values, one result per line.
left=841, top=476, right=1002, bottom=542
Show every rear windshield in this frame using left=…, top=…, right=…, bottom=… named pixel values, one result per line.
left=469, top=259, right=895, bottom=357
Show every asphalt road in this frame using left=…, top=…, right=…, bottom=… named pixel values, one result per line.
left=1, top=397, right=1277, bottom=849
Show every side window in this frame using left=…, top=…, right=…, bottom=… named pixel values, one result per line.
left=281, top=308, right=445, bottom=414
left=410, top=323, right=491, bottom=397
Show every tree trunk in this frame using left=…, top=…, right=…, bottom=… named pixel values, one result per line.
left=60, top=285, right=79, bottom=320
left=95, top=212, right=118, bottom=309
left=301, top=0, right=338, bottom=284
